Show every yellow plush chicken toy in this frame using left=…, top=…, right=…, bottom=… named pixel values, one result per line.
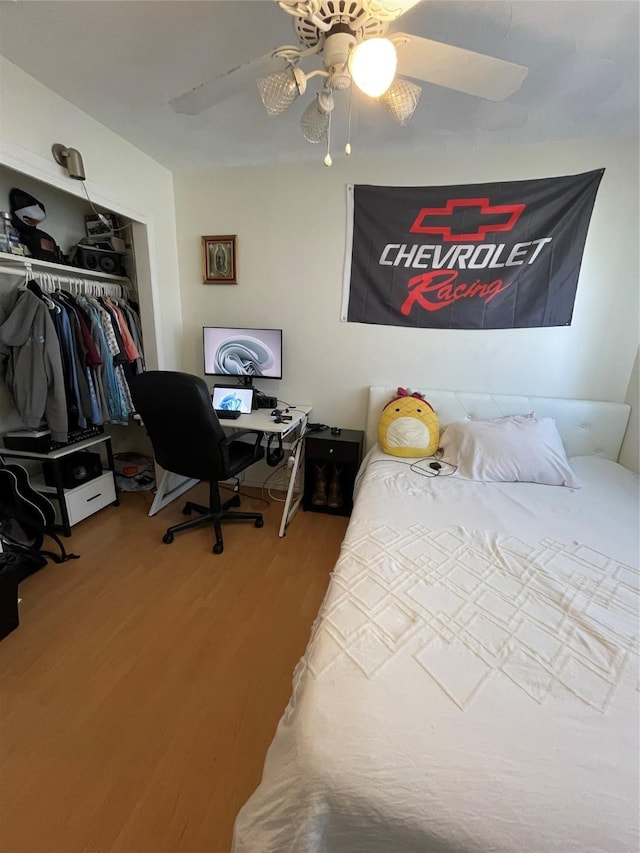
left=377, top=387, right=440, bottom=457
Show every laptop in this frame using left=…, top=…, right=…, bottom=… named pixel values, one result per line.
left=212, top=386, right=253, bottom=419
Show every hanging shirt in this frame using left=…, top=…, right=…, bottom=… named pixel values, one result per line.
left=0, top=287, right=68, bottom=441
left=104, top=296, right=140, bottom=362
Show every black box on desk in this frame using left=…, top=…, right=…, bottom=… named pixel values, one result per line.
left=255, top=395, right=278, bottom=409
left=43, top=451, right=103, bottom=489
left=3, top=429, right=52, bottom=453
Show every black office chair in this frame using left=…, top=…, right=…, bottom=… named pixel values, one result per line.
left=130, top=370, right=264, bottom=554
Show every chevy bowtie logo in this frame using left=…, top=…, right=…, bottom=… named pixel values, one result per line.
left=409, top=197, right=526, bottom=242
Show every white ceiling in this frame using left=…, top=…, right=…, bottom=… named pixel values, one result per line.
left=1, top=0, right=638, bottom=173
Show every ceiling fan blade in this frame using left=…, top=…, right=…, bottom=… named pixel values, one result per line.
left=367, top=0, right=423, bottom=21
left=395, top=34, right=528, bottom=102
left=170, top=52, right=277, bottom=115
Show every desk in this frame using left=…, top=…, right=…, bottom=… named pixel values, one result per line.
left=148, top=405, right=312, bottom=538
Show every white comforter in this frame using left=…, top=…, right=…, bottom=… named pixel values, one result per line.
left=233, top=452, right=639, bottom=853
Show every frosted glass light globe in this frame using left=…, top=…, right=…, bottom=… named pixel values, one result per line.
left=349, top=38, right=397, bottom=98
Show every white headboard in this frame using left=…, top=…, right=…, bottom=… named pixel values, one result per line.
left=366, top=387, right=631, bottom=462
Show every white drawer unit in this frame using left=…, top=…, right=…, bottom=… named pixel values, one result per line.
left=49, top=472, right=117, bottom=527
left=0, top=433, right=120, bottom=535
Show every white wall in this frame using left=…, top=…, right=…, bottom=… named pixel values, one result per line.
left=0, top=57, right=183, bottom=380
left=174, top=135, right=639, bottom=433
left=1, top=57, right=637, bottom=468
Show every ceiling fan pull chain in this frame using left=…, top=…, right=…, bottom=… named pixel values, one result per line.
left=345, top=85, right=353, bottom=156
left=324, top=106, right=333, bottom=167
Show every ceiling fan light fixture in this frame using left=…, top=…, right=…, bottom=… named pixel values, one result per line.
left=381, top=78, right=422, bottom=125
left=349, top=37, right=397, bottom=98
left=257, top=66, right=307, bottom=117
left=301, top=90, right=335, bottom=143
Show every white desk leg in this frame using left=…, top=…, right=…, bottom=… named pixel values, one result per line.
left=278, top=435, right=305, bottom=537
left=148, top=470, right=199, bottom=517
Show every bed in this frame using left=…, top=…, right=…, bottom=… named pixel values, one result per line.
left=232, top=388, right=639, bottom=853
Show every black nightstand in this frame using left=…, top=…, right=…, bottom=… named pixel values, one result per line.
left=304, top=429, right=364, bottom=517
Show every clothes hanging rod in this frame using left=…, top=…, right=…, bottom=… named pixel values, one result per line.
left=34, top=271, right=128, bottom=299
left=0, top=250, right=131, bottom=283
left=0, top=263, right=29, bottom=277
left=0, top=266, right=128, bottom=299
left=1, top=256, right=132, bottom=298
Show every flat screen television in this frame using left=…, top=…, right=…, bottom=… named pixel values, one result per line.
left=203, top=326, right=283, bottom=386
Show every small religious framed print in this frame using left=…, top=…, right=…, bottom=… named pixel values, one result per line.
left=202, top=235, right=237, bottom=284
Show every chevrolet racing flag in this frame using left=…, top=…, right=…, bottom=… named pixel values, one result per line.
left=341, top=169, right=604, bottom=329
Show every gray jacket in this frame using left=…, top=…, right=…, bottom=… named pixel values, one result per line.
left=0, top=288, right=68, bottom=441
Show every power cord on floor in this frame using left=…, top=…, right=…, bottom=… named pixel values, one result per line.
left=261, top=461, right=293, bottom=503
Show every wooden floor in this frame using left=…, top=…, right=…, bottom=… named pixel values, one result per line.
left=0, top=482, right=348, bottom=853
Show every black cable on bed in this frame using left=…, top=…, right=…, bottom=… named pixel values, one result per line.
left=354, top=455, right=459, bottom=491
left=409, top=457, right=458, bottom=478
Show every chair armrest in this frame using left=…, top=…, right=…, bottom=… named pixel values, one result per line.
left=221, top=429, right=264, bottom=461
left=221, top=429, right=264, bottom=445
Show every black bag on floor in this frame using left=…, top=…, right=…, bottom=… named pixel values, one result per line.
left=0, top=552, right=22, bottom=640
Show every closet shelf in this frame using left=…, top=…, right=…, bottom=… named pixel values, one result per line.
left=0, top=251, right=131, bottom=283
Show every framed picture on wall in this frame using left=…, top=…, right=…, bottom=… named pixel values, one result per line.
left=202, top=235, right=237, bottom=284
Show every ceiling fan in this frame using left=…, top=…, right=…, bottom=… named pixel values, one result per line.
left=170, top=0, right=528, bottom=161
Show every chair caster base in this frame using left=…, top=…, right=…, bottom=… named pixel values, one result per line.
left=255, top=518, right=264, bottom=528
left=213, top=542, right=224, bottom=555
left=162, top=532, right=174, bottom=544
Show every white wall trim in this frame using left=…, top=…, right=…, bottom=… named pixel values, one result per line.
left=0, top=140, right=149, bottom=225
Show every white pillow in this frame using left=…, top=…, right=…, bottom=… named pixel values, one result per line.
left=439, top=416, right=581, bottom=487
